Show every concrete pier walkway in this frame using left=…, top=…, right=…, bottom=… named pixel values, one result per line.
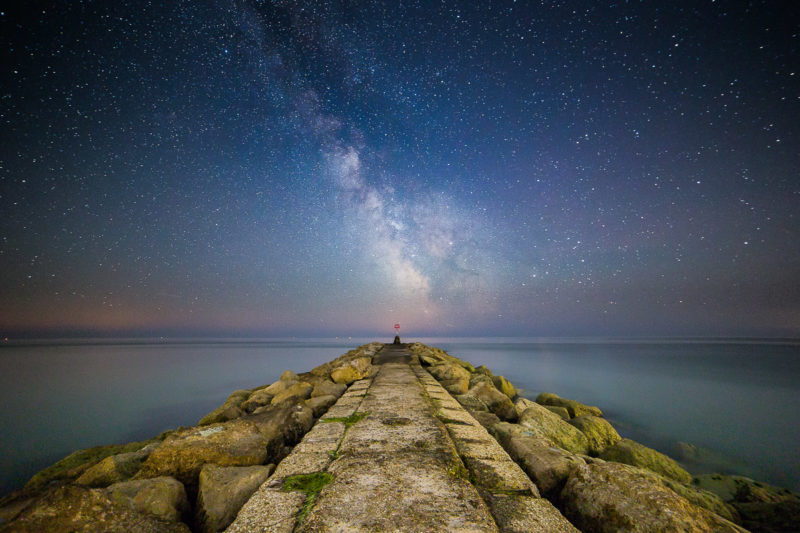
left=227, top=345, right=577, bottom=532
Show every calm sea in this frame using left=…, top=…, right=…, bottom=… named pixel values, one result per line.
left=1, top=337, right=798, bottom=496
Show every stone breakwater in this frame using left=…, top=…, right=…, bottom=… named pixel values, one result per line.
left=0, top=342, right=797, bottom=532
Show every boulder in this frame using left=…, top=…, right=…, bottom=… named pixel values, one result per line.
left=514, top=397, right=537, bottom=418
left=198, top=390, right=250, bottom=426
left=105, top=476, right=189, bottom=522
left=246, top=402, right=314, bottom=453
left=3, top=484, right=190, bottom=532
left=661, top=477, right=740, bottom=524
left=407, top=343, right=475, bottom=372
left=600, top=438, right=692, bottom=483
left=311, top=380, right=346, bottom=399
left=76, top=443, right=159, bottom=487
left=545, top=406, right=571, bottom=420
left=306, top=394, right=337, bottom=417
left=505, top=434, right=586, bottom=496
left=492, top=375, right=517, bottom=399
left=428, top=363, right=471, bottom=395
left=269, top=381, right=313, bottom=406
left=518, top=404, right=590, bottom=455
left=22, top=438, right=164, bottom=493
left=469, top=373, right=494, bottom=389
left=134, top=420, right=271, bottom=489
left=468, top=381, right=517, bottom=421
left=240, top=389, right=277, bottom=414
left=196, top=464, right=274, bottom=533
left=280, top=370, right=298, bottom=382
left=567, top=415, right=621, bottom=456
left=474, top=365, right=493, bottom=376
left=330, top=356, right=372, bottom=384
left=695, top=474, right=800, bottom=532
left=454, top=394, right=489, bottom=412
left=560, top=461, right=747, bottom=532
left=536, top=392, right=602, bottom=418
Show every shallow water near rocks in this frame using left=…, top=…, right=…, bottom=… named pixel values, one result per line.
left=0, top=337, right=798, bottom=496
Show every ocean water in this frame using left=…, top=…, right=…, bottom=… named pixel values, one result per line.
left=0, top=337, right=798, bottom=497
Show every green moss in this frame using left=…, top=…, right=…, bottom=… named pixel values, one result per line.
left=447, top=460, right=471, bottom=482
left=282, top=472, right=334, bottom=523
left=322, top=411, right=368, bottom=428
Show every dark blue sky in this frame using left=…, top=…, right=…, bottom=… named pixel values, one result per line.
left=1, top=1, right=798, bottom=338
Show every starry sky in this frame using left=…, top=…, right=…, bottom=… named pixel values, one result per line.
left=1, top=1, right=798, bottom=338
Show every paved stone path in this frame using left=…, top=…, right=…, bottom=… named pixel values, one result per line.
left=227, top=345, right=578, bottom=532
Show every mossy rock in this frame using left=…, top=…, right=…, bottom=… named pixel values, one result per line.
left=545, top=405, right=570, bottom=420
left=198, top=389, right=251, bottom=425
left=474, top=365, right=493, bottom=377
left=491, top=375, right=517, bottom=399
left=661, top=477, right=741, bottom=524
left=24, top=437, right=166, bottom=493
left=468, top=381, right=516, bottom=421
left=518, top=404, right=590, bottom=455
left=561, top=461, right=746, bottom=532
left=536, top=392, right=602, bottom=418
left=600, top=438, right=691, bottom=483
left=568, top=415, right=621, bottom=456
left=455, top=394, right=489, bottom=412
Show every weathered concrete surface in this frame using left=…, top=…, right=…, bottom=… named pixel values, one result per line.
left=226, top=345, right=577, bottom=532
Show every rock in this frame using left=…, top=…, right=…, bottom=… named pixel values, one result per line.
left=536, top=392, right=602, bottom=418
left=568, top=415, right=621, bottom=456
left=474, top=365, right=493, bottom=376
left=198, top=390, right=250, bottom=426
left=514, top=397, right=537, bottom=418
left=674, top=441, right=699, bottom=462
left=545, top=405, right=571, bottom=420
left=480, top=491, right=580, bottom=532
left=693, top=474, right=758, bottom=502
left=600, top=438, right=692, bottom=483
left=560, top=461, right=747, bottom=532
left=469, top=410, right=501, bottom=430
left=269, top=381, right=313, bottom=406
left=246, top=402, right=315, bottom=454
left=105, top=476, right=189, bottom=522
left=505, top=434, right=586, bottom=497
left=695, top=474, right=800, bottom=532
left=240, top=389, right=276, bottom=414
left=196, top=464, right=274, bottom=533
left=76, top=443, right=159, bottom=487
left=134, top=419, right=271, bottom=490
left=407, top=342, right=475, bottom=372
left=280, top=370, right=298, bottom=382
left=428, top=363, right=471, bottom=395
left=330, top=356, right=372, bottom=384
left=330, top=365, right=361, bottom=385
left=0, top=495, right=35, bottom=527
left=306, top=395, right=337, bottom=417
left=22, top=439, right=163, bottom=493
left=492, top=375, right=517, bottom=399
left=4, top=484, right=189, bottom=532
left=468, top=381, right=517, bottom=421
left=518, top=403, right=590, bottom=455
left=311, top=380, right=346, bottom=399
left=661, top=477, right=741, bottom=524
left=469, top=373, right=494, bottom=389
left=454, top=394, right=489, bottom=412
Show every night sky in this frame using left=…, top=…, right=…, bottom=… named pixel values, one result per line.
left=1, top=1, right=798, bottom=338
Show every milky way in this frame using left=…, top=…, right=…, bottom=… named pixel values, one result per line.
left=1, top=1, right=798, bottom=337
